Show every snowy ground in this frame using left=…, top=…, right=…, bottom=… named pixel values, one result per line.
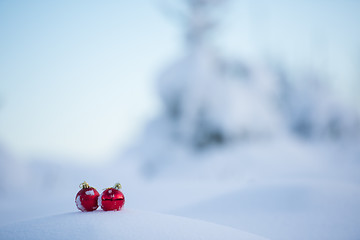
left=139, top=138, right=360, bottom=240
left=0, top=210, right=267, bottom=240
left=1, top=137, right=360, bottom=240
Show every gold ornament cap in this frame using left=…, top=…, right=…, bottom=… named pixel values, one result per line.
left=79, top=181, right=91, bottom=189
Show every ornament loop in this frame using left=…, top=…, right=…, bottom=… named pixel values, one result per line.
left=114, top=183, right=122, bottom=190
left=79, top=181, right=90, bottom=189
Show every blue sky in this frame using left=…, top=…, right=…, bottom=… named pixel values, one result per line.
left=1, top=0, right=359, bottom=162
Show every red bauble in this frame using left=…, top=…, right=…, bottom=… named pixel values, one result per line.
left=100, top=183, right=125, bottom=211
left=75, top=181, right=100, bottom=212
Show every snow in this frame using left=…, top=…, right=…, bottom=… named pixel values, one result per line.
left=85, top=190, right=95, bottom=196
left=0, top=210, right=268, bottom=240
left=0, top=139, right=360, bottom=240
left=119, top=137, right=360, bottom=240
left=75, top=195, right=85, bottom=212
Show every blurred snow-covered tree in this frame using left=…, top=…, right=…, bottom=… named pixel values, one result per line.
left=157, top=0, right=285, bottom=150
left=282, top=71, right=360, bottom=140
left=125, top=0, right=360, bottom=176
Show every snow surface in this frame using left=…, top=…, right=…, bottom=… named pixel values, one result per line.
left=1, top=138, right=360, bottom=240
left=0, top=210, right=267, bottom=240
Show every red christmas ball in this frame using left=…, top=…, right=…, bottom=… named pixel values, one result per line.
left=99, top=183, right=125, bottom=211
left=75, top=181, right=100, bottom=212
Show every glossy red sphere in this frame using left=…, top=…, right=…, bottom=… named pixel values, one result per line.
left=75, top=187, right=100, bottom=212
left=100, top=188, right=125, bottom=211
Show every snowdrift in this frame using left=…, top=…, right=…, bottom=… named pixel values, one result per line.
left=0, top=209, right=268, bottom=240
